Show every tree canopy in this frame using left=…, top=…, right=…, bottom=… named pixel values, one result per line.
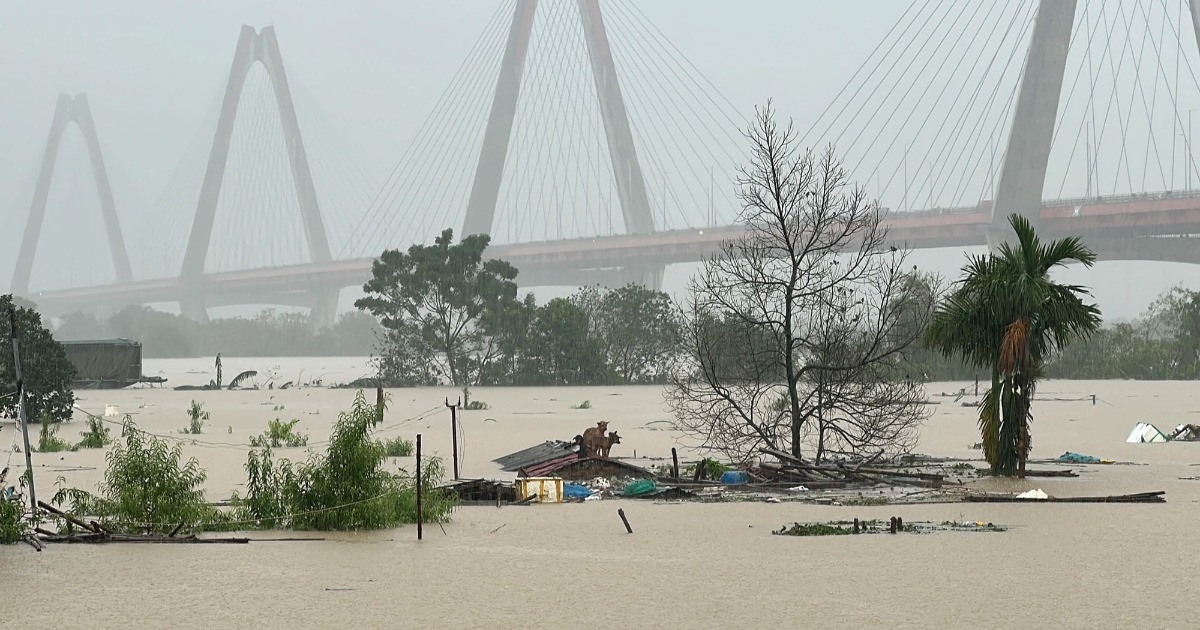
left=2, top=294, right=76, bottom=422
left=925, top=214, right=1102, bottom=476
left=356, top=228, right=521, bottom=386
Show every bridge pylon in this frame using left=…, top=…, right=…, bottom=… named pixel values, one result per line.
left=11, top=93, right=133, bottom=296
left=988, top=0, right=1077, bottom=251
left=179, top=25, right=338, bottom=326
left=463, top=0, right=663, bottom=289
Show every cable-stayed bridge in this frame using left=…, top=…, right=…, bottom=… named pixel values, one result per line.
left=12, top=0, right=1200, bottom=326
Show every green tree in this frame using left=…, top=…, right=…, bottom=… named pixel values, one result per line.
left=925, top=214, right=1102, bottom=477
left=2, top=294, right=76, bottom=423
left=574, top=284, right=681, bottom=383
left=355, top=229, right=520, bottom=386
left=520, top=298, right=609, bottom=384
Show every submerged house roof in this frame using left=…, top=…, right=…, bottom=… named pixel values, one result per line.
left=493, top=440, right=578, bottom=472
left=519, top=456, right=655, bottom=481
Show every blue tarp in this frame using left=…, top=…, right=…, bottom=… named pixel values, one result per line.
left=563, top=483, right=592, bottom=499
left=1057, top=451, right=1102, bottom=464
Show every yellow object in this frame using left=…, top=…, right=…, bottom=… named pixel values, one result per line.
left=513, top=477, right=563, bottom=504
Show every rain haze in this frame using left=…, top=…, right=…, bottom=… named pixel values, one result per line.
left=2, top=0, right=1200, bottom=319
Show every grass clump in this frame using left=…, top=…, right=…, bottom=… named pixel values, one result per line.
left=381, top=436, right=414, bottom=457
left=76, top=415, right=113, bottom=449
left=236, top=390, right=454, bottom=530
left=464, top=400, right=489, bottom=411
left=51, top=418, right=225, bottom=534
left=249, top=418, right=309, bottom=448
left=570, top=400, right=592, bottom=410
left=180, top=400, right=208, bottom=434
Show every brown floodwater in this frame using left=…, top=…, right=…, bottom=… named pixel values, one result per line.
left=2, top=357, right=1197, bottom=628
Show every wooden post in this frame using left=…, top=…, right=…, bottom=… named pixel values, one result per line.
left=375, top=384, right=384, bottom=421
left=8, top=307, right=37, bottom=518
left=416, top=433, right=423, bottom=541
left=445, top=397, right=461, bottom=480
left=896, top=516, right=904, bottom=531
left=671, top=448, right=679, bottom=479
left=853, top=518, right=860, bottom=534
left=617, top=508, right=633, bottom=534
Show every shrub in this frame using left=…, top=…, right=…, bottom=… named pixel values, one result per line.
left=381, top=436, right=414, bottom=457
left=464, top=400, right=489, bottom=411
left=238, top=391, right=454, bottom=530
left=52, top=418, right=224, bottom=534
left=181, top=400, right=208, bottom=434
left=37, top=412, right=75, bottom=453
left=0, top=498, right=26, bottom=544
left=249, top=418, right=309, bottom=448
left=76, top=415, right=113, bottom=449
left=570, top=400, right=592, bottom=410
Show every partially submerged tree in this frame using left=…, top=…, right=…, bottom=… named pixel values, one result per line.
left=2, top=294, right=76, bottom=422
left=574, top=284, right=681, bottom=383
left=356, top=229, right=521, bottom=386
left=667, top=103, right=933, bottom=463
left=925, top=214, right=1101, bottom=477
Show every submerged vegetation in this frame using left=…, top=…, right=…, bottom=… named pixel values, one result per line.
left=238, top=391, right=453, bottom=530
left=52, top=417, right=221, bottom=534
left=44, top=392, right=453, bottom=534
left=249, top=418, right=309, bottom=448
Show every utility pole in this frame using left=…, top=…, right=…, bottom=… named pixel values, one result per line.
left=415, top=434, right=423, bottom=541
left=7, top=307, right=37, bottom=519
left=445, top=397, right=461, bottom=480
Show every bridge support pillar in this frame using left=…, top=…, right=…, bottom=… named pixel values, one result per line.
left=464, top=0, right=665, bottom=286
left=988, top=0, right=1076, bottom=250
left=309, top=288, right=340, bottom=329
left=180, top=26, right=335, bottom=325
left=12, top=93, right=133, bottom=295
left=180, top=294, right=210, bottom=323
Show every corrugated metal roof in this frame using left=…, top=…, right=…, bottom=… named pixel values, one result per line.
left=519, top=452, right=582, bottom=477
left=493, top=440, right=577, bottom=472
left=519, top=456, right=655, bottom=480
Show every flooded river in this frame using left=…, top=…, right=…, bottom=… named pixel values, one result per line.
left=2, top=357, right=1197, bottom=628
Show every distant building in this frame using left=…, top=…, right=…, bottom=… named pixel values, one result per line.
left=60, top=339, right=166, bottom=389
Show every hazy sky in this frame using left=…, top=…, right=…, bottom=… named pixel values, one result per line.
left=3, top=0, right=1200, bottom=320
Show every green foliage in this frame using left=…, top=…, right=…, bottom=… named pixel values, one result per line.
left=356, top=228, right=520, bottom=386
left=381, top=436, right=414, bottom=457
left=57, top=305, right=383, bottom=359
left=239, top=391, right=455, bottom=530
left=2, top=294, right=76, bottom=423
left=37, top=412, right=75, bottom=453
left=357, top=233, right=685, bottom=387
left=249, top=418, right=309, bottom=448
left=570, top=400, right=592, bottom=410
left=516, top=298, right=610, bottom=385
left=76, top=415, right=113, bottom=449
left=925, top=214, right=1102, bottom=476
left=1044, top=287, right=1200, bottom=380
left=574, top=284, right=682, bottom=383
left=463, top=400, right=489, bottom=411
left=0, top=498, right=26, bottom=544
left=181, top=400, right=208, bottom=434
left=52, top=418, right=222, bottom=533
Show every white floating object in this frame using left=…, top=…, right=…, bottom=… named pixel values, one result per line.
left=104, top=405, right=120, bottom=417
left=1016, top=489, right=1048, bottom=500
left=1126, top=422, right=1168, bottom=443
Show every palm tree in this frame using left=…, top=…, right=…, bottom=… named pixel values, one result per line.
left=925, top=214, right=1102, bottom=477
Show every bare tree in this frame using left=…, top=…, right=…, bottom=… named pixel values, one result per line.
left=667, top=102, right=934, bottom=463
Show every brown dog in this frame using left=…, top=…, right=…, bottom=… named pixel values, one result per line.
left=598, top=431, right=621, bottom=459
left=580, top=421, right=609, bottom=458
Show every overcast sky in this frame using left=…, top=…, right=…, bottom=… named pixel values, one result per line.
left=3, top=0, right=1200, bottom=320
